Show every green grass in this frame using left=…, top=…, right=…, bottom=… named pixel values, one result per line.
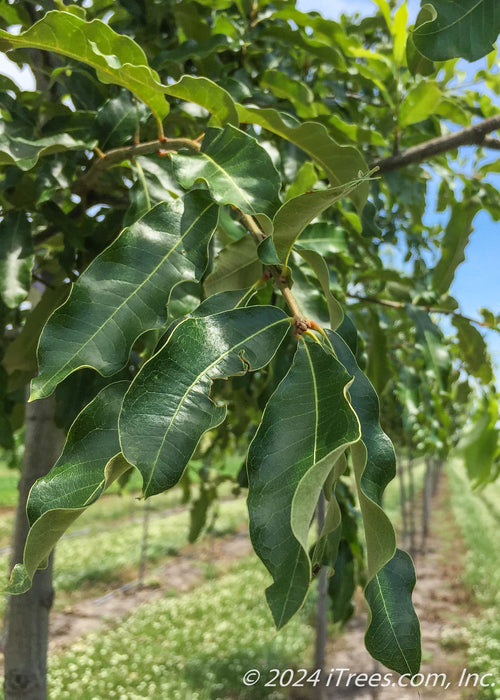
left=0, top=465, right=19, bottom=507
left=447, top=461, right=500, bottom=699
left=48, top=557, right=314, bottom=700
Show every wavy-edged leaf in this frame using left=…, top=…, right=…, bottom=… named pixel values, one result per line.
left=0, top=10, right=169, bottom=121
left=6, top=382, right=130, bottom=595
left=412, top=0, right=500, bottom=62
left=364, top=549, right=420, bottom=674
left=31, top=192, right=218, bottom=401
left=0, top=211, right=34, bottom=308
left=296, top=249, right=343, bottom=330
left=0, top=122, right=95, bottom=171
left=236, top=105, right=369, bottom=212
left=272, top=182, right=367, bottom=265
left=204, top=236, right=262, bottom=296
left=119, top=306, right=290, bottom=498
left=172, top=124, right=281, bottom=219
left=164, top=75, right=239, bottom=127
left=327, top=329, right=421, bottom=675
left=247, top=340, right=360, bottom=628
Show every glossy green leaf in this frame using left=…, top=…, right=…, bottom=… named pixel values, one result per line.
left=294, top=222, right=349, bottom=257
left=364, top=549, right=420, bottom=674
left=204, top=236, right=262, bottom=296
left=236, top=105, right=369, bottom=212
left=247, top=340, right=360, bottom=628
left=452, top=316, right=493, bottom=384
left=172, top=125, right=281, bottom=218
left=327, top=329, right=421, bottom=675
left=398, top=81, right=442, bottom=127
left=0, top=11, right=169, bottom=121
left=413, top=1, right=500, bottom=62
left=0, top=123, right=95, bottom=171
left=6, top=382, right=131, bottom=595
left=164, top=75, right=239, bottom=126
left=124, top=155, right=184, bottom=226
left=31, top=192, right=218, bottom=400
left=432, top=198, right=481, bottom=294
left=272, top=181, right=366, bottom=265
left=296, top=249, right=343, bottom=330
left=406, top=5, right=436, bottom=76
left=119, top=307, right=290, bottom=498
left=0, top=212, right=34, bottom=309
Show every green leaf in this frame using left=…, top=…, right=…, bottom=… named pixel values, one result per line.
left=260, top=69, right=316, bottom=119
left=406, top=6, right=436, bottom=76
left=327, top=329, right=421, bottom=675
left=3, top=284, right=70, bottom=379
left=452, top=316, right=493, bottom=383
left=6, top=382, right=131, bottom=595
left=296, top=249, right=344, bottom=330
left=247, top=340, right=360, bottom=628
left=459, top=396, right=499, bottom=486
left=124, top=155, right=183, bottom=226
left=172, top=125, right=281, bottom=219
left=272, top=182, right=366, bottom=265
left=285, top=161, right=318, bottom=201
left=366, top=310, right=392, bottom=395
left=412, top=1, right=500, bottom=62
left=294, top=222, right=349, bottom=257
left=204, top=236, right=262, bottom=296
left=119, top=307, right=290, bottom=498
left=0, top=211, right=34, bottom=309
left=31, top=192, right=218, bottom=400
left=432, top=198, right=481, bottom=295
left=364, top=550, right=420, bottom=675
left=398, top=81, right=443, bottom=127
left=0, top=123, right=95, bottom=171
left=0, top=10, right=169, bottom=121
left=164, top=75, right=239, bottom=127
left=236, top=105, right=369, bottom=212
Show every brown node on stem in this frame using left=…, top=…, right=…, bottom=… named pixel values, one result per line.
left=293, top=317, right=312, bottom=338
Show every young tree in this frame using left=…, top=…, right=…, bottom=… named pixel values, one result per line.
left=1, top=0, right=499, bottom=696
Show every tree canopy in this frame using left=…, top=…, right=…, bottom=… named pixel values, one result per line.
left=1, top=0, right=500, bottom=679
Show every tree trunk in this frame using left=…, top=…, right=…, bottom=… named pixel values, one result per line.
left=2, top=396, right=64, bottom=700
left=314, top=493, right=328, bottom=700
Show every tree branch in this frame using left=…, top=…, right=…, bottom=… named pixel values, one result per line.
left=372, top=115, right=500, bottom=173
left=347, top=293, right=498, bottom=332
left=73, top=137, right=201, bottom=195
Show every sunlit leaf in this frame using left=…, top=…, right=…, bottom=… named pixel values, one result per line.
left=119, top=307, right=290, bottom=497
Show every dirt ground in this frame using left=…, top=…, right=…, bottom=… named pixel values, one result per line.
left=5, top=472, right=479, bottom=700
left=292, top=476, right=478, bottom=700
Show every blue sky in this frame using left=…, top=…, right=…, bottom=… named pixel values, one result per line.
left=298, top=0, right=500, bottom=373
left=0, top=1, right=499, bottom=371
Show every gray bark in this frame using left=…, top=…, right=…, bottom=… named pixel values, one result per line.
left=314, top=493, right=328, bottom=700
left=2, top=396, right=64, bottom=700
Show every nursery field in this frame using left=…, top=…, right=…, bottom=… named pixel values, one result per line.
left=1, top=458, right=500, bottom=698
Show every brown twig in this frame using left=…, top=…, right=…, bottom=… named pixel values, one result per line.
left=372, top=114, right=500, bottom=173
left=74, top=137, right=201, bottom=194
left=347, top=292, right=497, bottom=331
left=240, top=212, right=306, bottom=324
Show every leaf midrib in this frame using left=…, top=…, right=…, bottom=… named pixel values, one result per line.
left=145, top=315, right=289, bottom=494
left=35, top=201, right=216, bottom=397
